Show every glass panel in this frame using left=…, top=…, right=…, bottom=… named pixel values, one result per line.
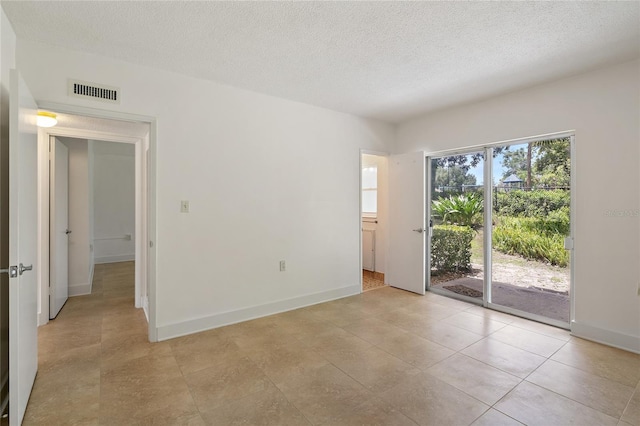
left=429, top=152, right=484, bottom=302
left=491, top=138, right=571, bottom=324
left=362, top=190, right=377, bottom=214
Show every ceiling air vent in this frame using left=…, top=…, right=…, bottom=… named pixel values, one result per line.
left=68, top=79, right=120, bottom=104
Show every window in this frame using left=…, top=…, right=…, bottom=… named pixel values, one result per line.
left=362, top=165, right=377, bottom=216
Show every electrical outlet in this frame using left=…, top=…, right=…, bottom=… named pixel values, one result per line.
left=279, top=260, right=286, bottom=272
left=180, top=200, right=190, bottom=213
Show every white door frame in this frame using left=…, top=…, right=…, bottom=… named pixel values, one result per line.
left=49, top=137, right=69, bottom=319
left=425, top=130, right=575, bottom=329
left=36, top=101, right=158, bottom=342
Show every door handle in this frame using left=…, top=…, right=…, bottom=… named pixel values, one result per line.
left=19, top=263, right=33, bottom=276
left=65, top=229, right=72, bottom=235
left=412, top=228, right=424, bottom=233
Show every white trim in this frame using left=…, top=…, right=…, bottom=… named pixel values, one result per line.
left=359, top=151, right=364, bottom=292
left=68, top=283, right=92, bottom=297
left=571, top=321, right=640, bottom=354
left=94, top=254, right=135, bottom=264
left=35, top=101, right=157, bottom=342
left=36, top=128, right=51, bottom=326
left=569, top=135, right=576, bottom=325
left=88, top=261, right=94, bottom=294
left=425, top=130, right=576, bottom=159
left=425, top=156, right=432, bottom=290
left=141, top=295, right=149, bottom=321
left=156, top=285, right=361, bottom=341
left=40, top=126, right=139, bottom=144
left=484, top=147, right=493, bottom=305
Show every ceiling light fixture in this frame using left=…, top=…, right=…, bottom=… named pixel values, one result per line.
left=37, top=111, right=57, bottom=127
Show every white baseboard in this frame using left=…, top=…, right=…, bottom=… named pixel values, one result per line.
left=69, top=282, right=92, bottom=297
left=95, top=254, right=135, bottom=264
left=156, top=284, right=361, bottom=341
left=571, top=320, right=640, bottom=354
left=88, top=262, right=94, bottom=293
left=142, top=296, right=149, bottom=322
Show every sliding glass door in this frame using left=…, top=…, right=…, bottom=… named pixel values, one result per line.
left=428, top=151, right=485, bottom=304
left=427, top=135, right=573, bottom=328
left=488, top=138, right=572, bottom=327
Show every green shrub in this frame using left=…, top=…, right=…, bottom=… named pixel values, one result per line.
left=495, top=190, right=569, bottom=217
left=432, top=193, right=484, bottom=228
left=431, top=225, right=475, bottom=272
left=493, top=215, right=569, bottom=267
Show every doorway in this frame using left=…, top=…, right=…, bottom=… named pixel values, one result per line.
left=49, top=137, right=138, bottom=320
left=360, top=152, right=388, bottom=292
left=37, top=110, right=154, bottom=335
left=427, top=134, right=574, bottom=327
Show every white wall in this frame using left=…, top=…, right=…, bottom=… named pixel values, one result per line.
left=397, top=60, right=640, bottom=352
left=362, top=154, right=388, bottom=275
left=59, top=138, right=91, bottom=296
left=92, top=140, right=135, bottom=264
left=16, top=40, right=395, bottom=339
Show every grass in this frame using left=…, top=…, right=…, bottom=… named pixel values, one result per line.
left=492, top=216, right=569, bottom=267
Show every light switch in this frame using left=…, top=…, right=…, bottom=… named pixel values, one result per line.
left=180, top=200, right=190, bottom=213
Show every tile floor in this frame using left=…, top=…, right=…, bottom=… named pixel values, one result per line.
left=23, top=262, right=640, bottom=425
left=362, top=270, right=385, bottom=292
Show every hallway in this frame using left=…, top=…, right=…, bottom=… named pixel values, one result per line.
left=25, top=262, right=157, bottom=424
left=23, top=262, right=640, bottom=425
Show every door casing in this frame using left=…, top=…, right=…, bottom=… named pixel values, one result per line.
left=49, top=137, right=69, bottom=319
left=36, top=102, right=158, bottom=342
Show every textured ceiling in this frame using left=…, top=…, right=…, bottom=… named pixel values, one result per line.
left=4, top=1, right=639, bottom=123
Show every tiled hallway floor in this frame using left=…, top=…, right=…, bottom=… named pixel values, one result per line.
left=24, top=262, right=640, bottom=425
left=362, top=270, right=385, bottom=292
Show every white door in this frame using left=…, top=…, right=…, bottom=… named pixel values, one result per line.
left=50, top=138, right=69, bottom=318
left=8, top=70, right=38, bottom=425
left=387, top=151, right=426, bottom=295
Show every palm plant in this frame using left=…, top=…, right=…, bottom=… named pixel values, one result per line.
left=432, top=193, right=483, bottom=228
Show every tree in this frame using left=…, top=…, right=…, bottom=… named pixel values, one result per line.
left=501, top=148, right=527, bottom=181
left=434, top=147, right=508, bottom=172
left=533, top=138, right=570, bottom=187
left=526, top=137, right=569, bottom=188
left=434, top=165, right=476, bottom=190
left=431, top=147, right=508, bottom=193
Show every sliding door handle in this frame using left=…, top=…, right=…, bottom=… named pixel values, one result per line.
left=19, top=263, right=33, bottom=276
left=412, top=228, right=424, bottom=233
